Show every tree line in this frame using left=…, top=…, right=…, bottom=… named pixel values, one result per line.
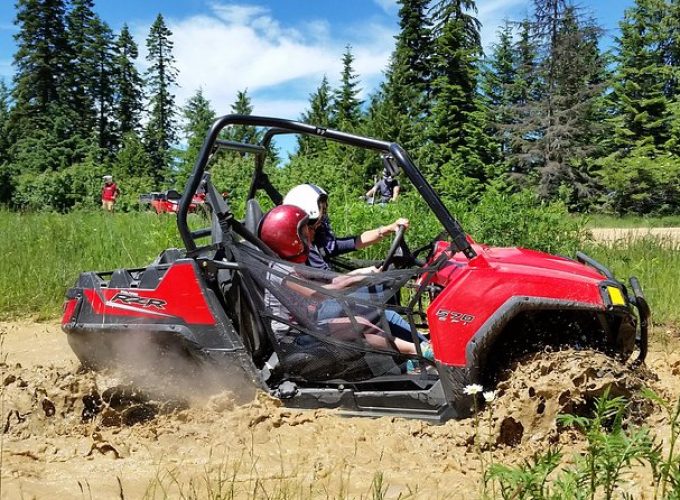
left=0, top=0, right=679, bottom=215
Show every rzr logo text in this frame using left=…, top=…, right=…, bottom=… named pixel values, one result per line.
left=111, top=292, right=167, bottom=309
left=436, top=309, right=475, bottom=325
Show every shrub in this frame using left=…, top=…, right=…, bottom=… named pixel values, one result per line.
left=595, top=149, right=680, bottom=215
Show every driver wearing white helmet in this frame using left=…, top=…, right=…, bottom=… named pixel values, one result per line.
left=283, top=183, right=409, bottom=271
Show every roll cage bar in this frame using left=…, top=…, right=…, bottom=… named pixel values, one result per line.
left=178, top=114, right=476, bottom=259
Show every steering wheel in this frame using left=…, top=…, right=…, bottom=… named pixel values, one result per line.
left=380, top=225, right=407, bottom=271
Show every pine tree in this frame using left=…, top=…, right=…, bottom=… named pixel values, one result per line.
left=538, top=7, right=607, bottom=203
left=227, top=89, right=262, bottom=144
left=425, top=0, right=496, bottom=198
left=297, top=75, right=332, bottom=155
left=91, top=17, right=117, bottom=153
left=0, top=80, right=10, bottom=164
left=64, top=0, right=98, bottom=136
left=11, top=0, right=69, bottom=137
left=609, top=0, right=670, bottom=150
left=380, top=0, right=432, bottom=151
left=144, top=14, right=178, bottom=186
left=333, top=45, right=363, bottom=129
left=177, top=88, right=216, bottom=187
left=480, top=21, right=517, bottom=156
left=114, top=24, right=143, bottom=137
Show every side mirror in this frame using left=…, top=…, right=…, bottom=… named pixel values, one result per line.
left=381, top=154, right=401, bottom=177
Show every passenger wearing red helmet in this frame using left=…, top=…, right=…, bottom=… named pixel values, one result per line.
left=259, top=205, right=431, bottom=359
left=258, top=204, right=310, bottom=263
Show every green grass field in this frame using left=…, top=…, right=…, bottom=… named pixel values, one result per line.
left=1, top=210, right=678, bottom=326
left=0, top=210, right=181, bottom=319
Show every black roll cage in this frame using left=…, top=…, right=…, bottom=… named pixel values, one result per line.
left=178, top=114, right=476, bottom=259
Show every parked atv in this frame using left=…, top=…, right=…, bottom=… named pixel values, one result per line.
left=139, top=189, right=206, bottom=214
left=62, top=115, right=649, bottom=421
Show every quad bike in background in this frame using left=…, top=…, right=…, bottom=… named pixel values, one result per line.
left=61, top=116, right=650, bottom=421
left=139, top=189, right=206, bottom=214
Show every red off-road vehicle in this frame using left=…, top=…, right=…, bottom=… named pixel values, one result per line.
left=62, top=116, right=649, bottom=421
left=139, top=190, right=206, bottom=214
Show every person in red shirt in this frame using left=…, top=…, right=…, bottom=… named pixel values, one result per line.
left=101, top=175, right=120, bottom=212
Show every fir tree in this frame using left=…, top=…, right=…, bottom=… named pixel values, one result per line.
left=609, top=0, right=670, bottom=150
left=426, top=0, right=496, bottom=197
left=177, top=88, right=216, bottom=187
left=91, top=17, right=117, bottom=153
left=144, top=14, right=178, bottom=186
left=503, top=2, right=607, bottom=204
left=227, top=89, right=261, bottom=144
left=11, top=0, right=69, bottom=136
left=381, top=0, right=432, bottom=150
left=64, top=0, right=98, bottom=136
left=114, top=25, right=143, bottom=136
left=115, top=131, right=152, bottom=179
left=538, top=7, right=607, bottom=203
left=333, top=45, right=363, bottom=129
left=481, top=21, right=517, bottom=156
left=0, top=80, right=10, bottom=164
left=297, top=75, right=332, bottom=155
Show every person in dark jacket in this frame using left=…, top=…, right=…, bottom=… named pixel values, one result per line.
left=365, top=168, right=400, bottom=204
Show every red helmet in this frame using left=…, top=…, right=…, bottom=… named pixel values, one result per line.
left=258, top=204, right=310, bottom=263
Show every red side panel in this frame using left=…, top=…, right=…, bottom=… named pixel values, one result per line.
left=426, top=242, right=606, bottom=367
left=82, top=262, right=216, bottom=325
left=62, top=298, right=78, bottom=326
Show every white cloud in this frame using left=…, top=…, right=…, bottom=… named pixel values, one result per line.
left=372, top=0, right=398, bottom=15
left=251, top=98, right=309, bottom=118
left=135, top=2, right=396, bottom=122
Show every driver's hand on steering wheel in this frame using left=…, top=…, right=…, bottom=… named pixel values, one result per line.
left=387, top=218, right=410, bottom=233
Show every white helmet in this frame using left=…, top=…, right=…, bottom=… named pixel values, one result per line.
left=283, top=184, right=328, bottom=220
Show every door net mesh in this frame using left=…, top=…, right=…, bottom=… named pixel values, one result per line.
left=233, top=242, right=433, bottom=381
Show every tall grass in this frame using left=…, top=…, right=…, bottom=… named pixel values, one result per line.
left=0, top=210, right=180, bottom=319
left=1, top=209, right=678, bottom=327
left=584, top=237, right=680, bottom=325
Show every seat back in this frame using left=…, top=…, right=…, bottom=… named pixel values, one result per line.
left=244, top=198, right=264, bottom=235
left=108, top=269, right=134, bottom=288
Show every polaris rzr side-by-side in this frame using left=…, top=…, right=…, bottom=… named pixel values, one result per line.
left=139, top=189, right=206, bottom=214
left=62, top=115, right=650, bottom=421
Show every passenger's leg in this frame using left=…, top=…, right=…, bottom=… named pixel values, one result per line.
left=384, top=310, right=427, bottom=343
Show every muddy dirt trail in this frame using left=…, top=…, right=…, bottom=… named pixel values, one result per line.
left=2, top=321, right=680, bottom=499
left=590, top=227, right=680, bottom=244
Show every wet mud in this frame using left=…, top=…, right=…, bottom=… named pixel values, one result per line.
left=1, top=321, right=680, bottom=498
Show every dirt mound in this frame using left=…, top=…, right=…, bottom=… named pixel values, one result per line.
left=1, top=321, right=677, bottom=498
left=488, top=349, right=655, bottom=447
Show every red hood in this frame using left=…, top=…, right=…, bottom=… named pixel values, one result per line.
left=429, top=241, right=605, bottom=286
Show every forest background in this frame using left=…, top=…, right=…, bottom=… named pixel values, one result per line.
left=1, top=0, right=679, bottom=220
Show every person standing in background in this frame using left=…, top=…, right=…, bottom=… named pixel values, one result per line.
left=101, top=175, right=120, bottom=212
left=365, top=168, right=400, bottom=204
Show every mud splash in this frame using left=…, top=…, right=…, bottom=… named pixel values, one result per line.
left=1, top=321, right=679, bottom=498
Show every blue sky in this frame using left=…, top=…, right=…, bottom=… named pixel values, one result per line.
left=0, top=0, right=634, bottom=122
